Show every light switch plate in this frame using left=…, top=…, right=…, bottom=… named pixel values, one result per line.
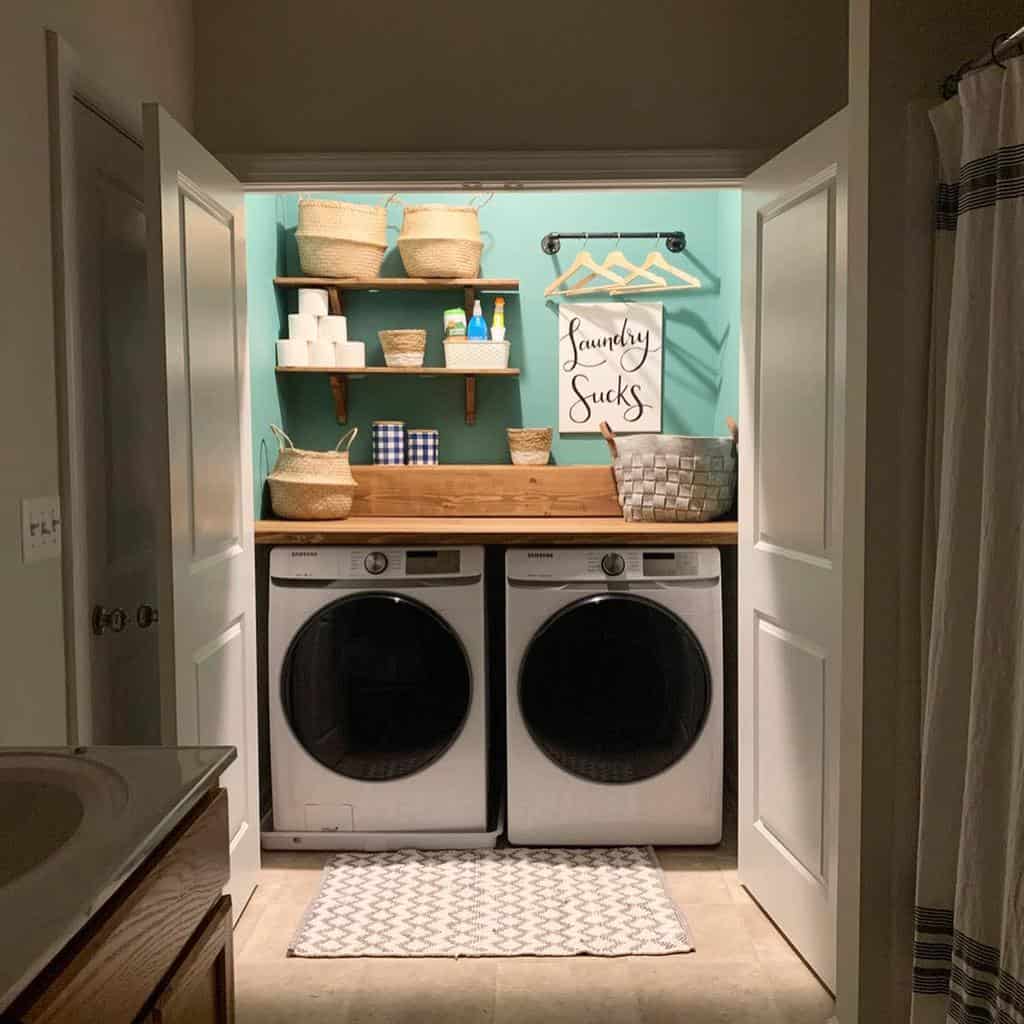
left=22, top=496, right=62, bottom=564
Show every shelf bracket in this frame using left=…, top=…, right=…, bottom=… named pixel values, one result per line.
left=464, top=375, right=477, bottom=425
left=327, top=287, right=344, bottom=315
left=328, top=374, right=348, bottom=424
left=463, top=285, right=476, bottom=323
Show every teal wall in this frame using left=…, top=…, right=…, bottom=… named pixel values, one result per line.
left=248, top=190, right=740, bottom=516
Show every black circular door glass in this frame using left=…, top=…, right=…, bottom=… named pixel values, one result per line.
left=282, top=594, right=471, bottom=781
left=520, top=594, right=711, bottom=784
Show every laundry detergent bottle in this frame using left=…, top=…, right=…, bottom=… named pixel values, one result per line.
left=467, top=299, right=489, bottom=341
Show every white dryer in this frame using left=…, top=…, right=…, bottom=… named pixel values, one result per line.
left=268, top=546, right=487, bottom=846
left=506, top=547, right=723, bottom=846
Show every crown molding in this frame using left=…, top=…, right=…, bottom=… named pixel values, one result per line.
left=218, top=148, right=772, bottom=190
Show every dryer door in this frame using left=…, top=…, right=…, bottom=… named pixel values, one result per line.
left=519, top=594, right=711, bottom=784
left=281, top=593, right=472, bottom=781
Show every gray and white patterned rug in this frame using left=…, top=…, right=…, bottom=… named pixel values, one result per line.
left=289, top=846, right=693, bottom=958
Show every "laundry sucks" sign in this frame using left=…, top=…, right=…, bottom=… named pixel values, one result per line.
left=557, top=302, right=663, bottom=433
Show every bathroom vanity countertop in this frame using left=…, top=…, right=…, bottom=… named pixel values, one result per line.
left=0, top=745, right=235, bottom=1013
left=255, top=516, right=738, bottom=546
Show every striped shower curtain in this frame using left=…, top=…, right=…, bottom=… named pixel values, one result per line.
left=912, top=58, right=1024, bottom=1024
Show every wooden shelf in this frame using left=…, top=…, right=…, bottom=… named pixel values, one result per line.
left=255, top=516, right=739, bottom=547
left=273, top=277, right=519, bottom=292
left=274, top=366, right=520, bottom=425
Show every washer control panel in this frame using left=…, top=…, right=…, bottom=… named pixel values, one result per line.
left=507, top=547, right=718, bottom=583
left=270, top=546, right=483, bottom=581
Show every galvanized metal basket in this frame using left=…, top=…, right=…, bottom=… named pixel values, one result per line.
left=601, top=421, right=738, bottom=523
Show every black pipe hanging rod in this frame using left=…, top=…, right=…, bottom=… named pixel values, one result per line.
left=541, top=231, right=686, bottom=256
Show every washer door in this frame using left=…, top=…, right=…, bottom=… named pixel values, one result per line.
left=282, top=593, right=471, bottom=781
left=519, top=593, right=711, bottom=784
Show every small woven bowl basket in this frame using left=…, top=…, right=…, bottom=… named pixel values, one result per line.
left=379, top=329, right=427, bottom=368
left=267, top=425, right=358, bottom=520
left=507, top=427, right=552, bottom=466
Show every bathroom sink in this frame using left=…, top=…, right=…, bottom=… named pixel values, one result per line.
left=0, top=752, right=130, bottom=889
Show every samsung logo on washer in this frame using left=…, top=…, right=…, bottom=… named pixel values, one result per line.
left=290, top=551, right=319, bottom=558
left=527, top=552, right=554, bottom=559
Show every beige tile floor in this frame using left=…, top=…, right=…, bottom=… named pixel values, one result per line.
left=234, top=827, right=835, bottom=1023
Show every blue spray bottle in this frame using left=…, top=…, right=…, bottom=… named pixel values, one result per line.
left=467, top=299, right=488, bottom=341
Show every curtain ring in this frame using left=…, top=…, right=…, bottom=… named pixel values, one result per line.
left=991, top=33, right=1009, bottom=69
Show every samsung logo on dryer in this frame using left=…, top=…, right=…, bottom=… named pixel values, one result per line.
left=290, top=551, right=319, bottom=558
left=526, top=552, right=553, bottom=559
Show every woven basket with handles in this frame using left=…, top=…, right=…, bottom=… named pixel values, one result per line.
left=378, top=329, right=426, bottom=367
left=267, top=425, right=358, bottom=520
left=601, top=420, right=738, bottom=523
left=296, top=197, right=392, bottom=278
left=395, top=194, right=490, bottom=278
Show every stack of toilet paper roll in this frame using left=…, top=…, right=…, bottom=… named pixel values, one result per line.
left=276, top=288, right=366, bottom=368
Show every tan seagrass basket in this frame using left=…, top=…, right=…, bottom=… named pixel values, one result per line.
left=296, top=197, right=390, bottom=277
left=378, top=329, right=427, bottom=367
left=267, top=425, right=358, bottom=520
left=601, top=420, right=738, bottom=523
left=507, top=427, right=552, bottom=466
left=395, top=196, right=489, bottom=278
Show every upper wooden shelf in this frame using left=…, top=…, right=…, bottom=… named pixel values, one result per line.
left=273, top=277, right=520, bottom=292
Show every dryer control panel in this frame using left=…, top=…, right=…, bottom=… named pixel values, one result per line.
left=271, top=546, right=484, bottom=581
left=507, top=547, right=720, bottom=583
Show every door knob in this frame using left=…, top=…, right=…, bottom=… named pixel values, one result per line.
left=136, top=604, right=160, bottom=629
left=92, top=605, right=128, bottom=635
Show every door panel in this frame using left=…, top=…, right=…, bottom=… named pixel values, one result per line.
left=179, top=189, right=243, bottom=561
left=145, top=104, right=259, bottom=919
left=740, top=108, right=851, bottom=990
left=73, top=101, right=162, bottom=746
left=757, top=178, right=834, bottom=557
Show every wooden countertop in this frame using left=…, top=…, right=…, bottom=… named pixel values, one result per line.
left=255, top=517, right=738, bottom=546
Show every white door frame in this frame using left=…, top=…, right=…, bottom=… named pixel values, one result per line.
left=46, top=31, right=148, bottom=745
left=50, top=65, right=866, bottom=1014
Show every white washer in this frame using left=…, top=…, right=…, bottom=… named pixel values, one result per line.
left=506, top=547, right=723, bottom=846
left=268, top=546, right=487, bottom=844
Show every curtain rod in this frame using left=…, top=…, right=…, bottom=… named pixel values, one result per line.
left=541, top=231, right=686, bottom=255
left=943, top=25, right=1024, bottom=97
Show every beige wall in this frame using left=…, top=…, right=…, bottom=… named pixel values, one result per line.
left=0, top=1, right=194, bottom=746
left=194, top=0, right=848, bottom=157
left=854, top=1, right=1022, bottom=1019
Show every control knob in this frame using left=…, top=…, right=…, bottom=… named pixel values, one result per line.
left=601, top=552, right=626, bottom=577
left=364, top=551, right=389, bottom=575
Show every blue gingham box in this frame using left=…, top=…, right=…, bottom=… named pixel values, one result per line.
left=372, top=421, right=406, bottom=465
left=406, top=428, right=439, bottom=465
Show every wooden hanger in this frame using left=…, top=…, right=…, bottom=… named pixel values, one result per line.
left=564, top=238, right=667, bottom=296
left=544, top=235, right=628, bottom=297
left=610, top=247, right=701, bottom=294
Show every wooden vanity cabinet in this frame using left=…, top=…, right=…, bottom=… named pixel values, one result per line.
left=141, top=895, right=234, bottom=1024
left=7, top=788, right=234, bottom=1024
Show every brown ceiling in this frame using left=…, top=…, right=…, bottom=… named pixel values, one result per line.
left=195, top=0, right=848, bottom=157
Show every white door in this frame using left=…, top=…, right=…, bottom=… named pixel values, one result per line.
left=70, top=100, right=162, bottom=745
left=738, top=107, right=861, bottom=991
left=143, top=104, right=260, bottom=917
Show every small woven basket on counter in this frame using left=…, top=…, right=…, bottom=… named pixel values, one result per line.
left=267, top=425, right=358, bottom=520
left=507, top=427, right=552, bottom=466
left=378, top=329, right=427, bottom=367
left=601, top=420, right=738, bottom=523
